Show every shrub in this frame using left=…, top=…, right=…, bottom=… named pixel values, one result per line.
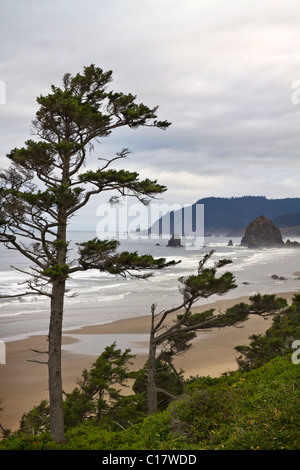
left=169, top=357, right=300, bottom=449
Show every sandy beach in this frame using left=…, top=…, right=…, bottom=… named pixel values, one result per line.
left=0, top=291, right=296, bottom=432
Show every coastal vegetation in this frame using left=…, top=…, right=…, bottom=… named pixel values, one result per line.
left=143, top=251, right=287, bottom=414
left=0, top=294, right=299, bottom=450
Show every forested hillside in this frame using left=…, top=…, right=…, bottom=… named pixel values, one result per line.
left=149, top=196, right=300, bottom=236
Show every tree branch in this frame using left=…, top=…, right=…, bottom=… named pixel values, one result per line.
left=27, top=359, right=48, bottom=365
left=155, top=388, right=176, bottom=399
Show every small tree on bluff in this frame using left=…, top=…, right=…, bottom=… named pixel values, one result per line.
left=0, top=65, right=173, bottom=443
left=145, top=251, right=288, bottom=413
left=145, top=251, right=238, bottom=413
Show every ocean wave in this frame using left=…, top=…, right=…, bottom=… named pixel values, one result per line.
left=0, top=309, right=46, bottom=318
left=70, top=269, right=115, bottom=280
left=1, top=233, right=299, bottom=339
left=0, top=311, right=24, bottom=317
left=0, top=294, right=48, bottom=304
left=96, top=293, right=129, bottom=302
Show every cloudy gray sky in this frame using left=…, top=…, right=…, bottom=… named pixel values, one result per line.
left=1, top=0, right=299, bottom=230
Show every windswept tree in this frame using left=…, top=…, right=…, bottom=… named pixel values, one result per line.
left=145, top=251, right=288, bottom=414
left=145, top=251, right=237, bottom=413
left=0, top=65, right=173, bottom=443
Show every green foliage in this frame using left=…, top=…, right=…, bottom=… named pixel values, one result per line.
left=34, top=64, right=170, bottom=143
left=0, top=401, right=11, bottom=439
left=77, top=237, right=178, bottom=277
left=19, top=400, right=50, bottom=435
left=63, top=388, right=95, bottom=429
left=1, top=357, right=299, bottom=450
left=247, top=293, right=288, bottom=315
left=0, top=432, right=57, bottom=450
left=63, top=342, right=136, bottom=427
left=178, top=251, right=237, bottom=302
left=7, top=140, right=56, bottom=172
left=104, top=251, right=177, bottom=277
left=41, top=263, right=69, bottom=280
left=78, top=168, right=167, bottom=197
left=77, top=238, right=120, bottom=269
left=133, top=361, right=185, bottom=411
left=235, top=294, right=300, bottom=371
left=169, top=357, right=300, bottom=449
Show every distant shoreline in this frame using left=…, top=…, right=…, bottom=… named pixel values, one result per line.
left=0, top=290, right=296, bottom=432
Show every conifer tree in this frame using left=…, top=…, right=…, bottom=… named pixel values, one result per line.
left=145, top=251, right=287, bottom=413
left=0, top=65, right=173, bottom=443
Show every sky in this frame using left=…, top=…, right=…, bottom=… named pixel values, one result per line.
left=0, top=0, right=299, bottom=231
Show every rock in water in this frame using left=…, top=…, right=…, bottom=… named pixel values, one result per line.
left=167, top=233, right=182, bottom=247
left=240, top=215, right=284, bottom=248
left=285, top=239, right=300, bottom=247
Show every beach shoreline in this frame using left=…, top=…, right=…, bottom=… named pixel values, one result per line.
left=0, top=291, right=296, bottom=432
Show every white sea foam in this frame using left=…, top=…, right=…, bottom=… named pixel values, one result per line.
left=0, top=233, right=299, bottom=340
left=0, top=311, right=24, bottom=318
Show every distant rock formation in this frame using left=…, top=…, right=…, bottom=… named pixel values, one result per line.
left=285, top=239, right=300, bottom=247
left=167, top=233, right=182, bottom=247
left=227, top=239, right=233, bottom=246
left=241, top=215, right=284, bottom=248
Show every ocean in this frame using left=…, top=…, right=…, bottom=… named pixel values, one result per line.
left=0, top=231, right=299, bottom=343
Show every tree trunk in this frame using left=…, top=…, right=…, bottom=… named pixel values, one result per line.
left=48, top=211, right=68, bottom=443
left=147, top=333, right=157, bottom=414
left=48, top=277, right=66, bottom=443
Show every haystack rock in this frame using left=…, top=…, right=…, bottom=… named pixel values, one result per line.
left=240, top=215, right=284, bottom=248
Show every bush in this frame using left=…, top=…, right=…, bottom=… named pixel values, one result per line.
left=169, top=357, right=300, bottom=449
left=235, top=294, right=300, bottom=371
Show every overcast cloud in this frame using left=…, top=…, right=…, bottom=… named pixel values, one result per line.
left=0, top=0, right=299, bottom=229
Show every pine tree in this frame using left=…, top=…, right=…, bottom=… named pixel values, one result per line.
left=0, top=65, right=173, bottom=443
left=145, top=252, right=289, bottom=413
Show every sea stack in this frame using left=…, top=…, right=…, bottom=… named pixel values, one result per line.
left=240, top=215, right=284, bottom=248
left=167, top=233, right=182, bottom=247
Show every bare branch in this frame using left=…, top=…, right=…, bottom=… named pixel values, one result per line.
left=155, top=388, right=176, bottom=399
left=98, top=148, right=131, bottom=170
left=0, top=292, right=36, bottom=299
left=27, top=359, right=48, bottom=365
left=29, top=348, right=48, bottom=355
